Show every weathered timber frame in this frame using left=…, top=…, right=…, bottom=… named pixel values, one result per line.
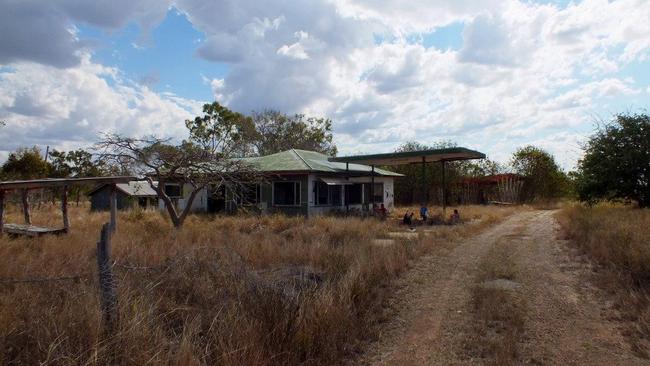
left=0, top=176, right=136, bottom=237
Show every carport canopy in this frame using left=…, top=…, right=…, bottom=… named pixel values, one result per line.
left=320, top=177, right=354, bottom=185
left=328, top=147, right=486, bottom=217
left=328, top=147, right=485, bottom=166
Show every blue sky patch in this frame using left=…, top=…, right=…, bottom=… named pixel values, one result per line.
left=78, top=9, right=228, bottom=102
left=421, top=21, right=464, bottom=51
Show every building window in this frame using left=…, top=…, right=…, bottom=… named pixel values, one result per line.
left=273, top=181, right=301, bottom=206
left=314, top=181, right=329, bottom=205
left=346, top=184, right=363, bottom=205
left=235, top=183, right=260, bottom=205
left=330, top=185, right=342, bottom=206
left=164, top=183, right=182, bottom=198
left=372, top=183, right=384, bottom=203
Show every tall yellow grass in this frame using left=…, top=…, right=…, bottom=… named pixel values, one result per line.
left=558, top=204, right=650, bottom=357
left=0, top=203, right=514, bottom=365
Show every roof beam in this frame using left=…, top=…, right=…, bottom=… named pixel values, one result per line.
left=0, top=176, right=138, bottom=191
left=328, top=147, right=485, bottom=166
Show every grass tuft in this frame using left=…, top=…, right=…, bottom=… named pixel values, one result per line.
left=467, top=238, right=527, bottom=365
left=557, top=204, right=650, bottom=357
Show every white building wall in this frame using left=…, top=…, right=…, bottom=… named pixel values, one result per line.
left=156, top=176, right=395, bottom=216
left=307, top=174, right=396, bottom=216
left=158, top=184, right=208, bottom=213
left=348, top=176, right=395, bottom=210
left=179, top=184, right=208, bottom=212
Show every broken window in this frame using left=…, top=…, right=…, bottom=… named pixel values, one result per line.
left=314, top=181, right=329, bottom=205
left=164, top=183, right=182, bottom=198
left=273, top=181, right=300, bottom=206
left=235, top=183, right=260, bottom=205
left=373, top=183, right=384, bottom=203
left=345, top=183, right=363, bottom=205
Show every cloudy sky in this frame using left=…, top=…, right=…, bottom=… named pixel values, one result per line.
left=1, top=0, right=649, bottom=169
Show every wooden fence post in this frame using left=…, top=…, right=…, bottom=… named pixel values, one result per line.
left=21, top=189, right=31, bottom=225
left=109, top=184, right=117, bottom=232
left=0, top=190, right=5, bottom=236
left=97, top=223, right=118, bottom=334
left=62, top=185, right=69, bottom=232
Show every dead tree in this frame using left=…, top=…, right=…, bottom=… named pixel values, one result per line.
left=96, top=104, right=264, bottom=228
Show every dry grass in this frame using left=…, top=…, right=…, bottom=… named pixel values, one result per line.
left=0, top=203, right=513, bottom=365
left=557, top=204, right=650, bottom=357
left=466, top=236, right=527, bottom=365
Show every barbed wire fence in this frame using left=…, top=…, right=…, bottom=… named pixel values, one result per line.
left=0, top=223, right=159, bottom=338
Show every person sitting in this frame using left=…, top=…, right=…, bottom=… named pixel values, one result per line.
left=420, top=205, right=429, bottom=222
left=376, top=203, right=388, bottom=219
left=450, top=209, right=460, bottom=224
left=402, top=211, right=414, bottom=227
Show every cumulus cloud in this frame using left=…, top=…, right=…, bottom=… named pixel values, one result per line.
left=0, top=54, right=201, bottom=157
left=332, top=0, right=503, bottom=33
left=186, top=0, right=650, bottom=168
left=2, top=0, right=650, bottom=169
left=0, top=1, right=83, bottom=68
left=0, top=0, right=171, bottom=68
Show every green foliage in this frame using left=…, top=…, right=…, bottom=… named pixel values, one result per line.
left=389, top=140, right=505, bottom=205
left=575, top=113, right=650, bottom=207
left=48, top=148, right=108, bottom=203
left=1, top=146, right=50, bottom=180
left=510, top=145, right=569, bottom=202
left=389, top=141, right=479, bottom=205
left=185, top=102, right=257, bottom=156
left=457, top=158, right=503, bottom=178
left=252, top=109, right=337, bottom=156
left=49, top=149, right=106, bottom=178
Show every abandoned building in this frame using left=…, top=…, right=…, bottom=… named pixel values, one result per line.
left=161, top=149, right=402, bottom=216
left=89, top=181, right=158, bottom=211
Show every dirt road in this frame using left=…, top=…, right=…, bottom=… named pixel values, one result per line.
left=356, top=210, right=646, bottom=365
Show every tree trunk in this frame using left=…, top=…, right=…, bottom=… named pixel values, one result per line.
left=157, top=191, right=183, bottom=227
left=176, top=188, right=201, bottom=227
left=148, top=179, right=203, bottom=228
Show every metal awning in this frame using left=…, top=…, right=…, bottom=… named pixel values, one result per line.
left=329, top=147, right=486, bottom=217
left=320, top=177, right=354, bottom=185
left=328, top=147, right=485, bottom=166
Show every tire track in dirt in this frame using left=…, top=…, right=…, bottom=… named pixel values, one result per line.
left=356, top=211, right=538, bottom=365
left=355, top=210, right=647, bottom=365
left=516, top=210, right=646, bottom=365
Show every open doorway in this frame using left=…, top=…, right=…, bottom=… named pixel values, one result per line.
left=207, top=185, right=226, bottom=213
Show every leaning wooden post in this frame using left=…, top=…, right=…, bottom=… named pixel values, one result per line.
left=421, top=156, right=427, bottom=206
left=109, top=184, right=117, bottom=232
left=345, top=162, right=349, bottom=213
left=0, top=190, right=5, bottom=236
left=21, top=189, right=31, bottom=225
left=441, top=160, right=447, bottom=219
left=97, top=223, right=118, bottom=334
left=61, top=185, right=70, bottom=232
left=370, top=165, right=375, bottom=215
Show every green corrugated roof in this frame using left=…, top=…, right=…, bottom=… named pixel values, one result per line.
left=242, top=149, right=402, bottom=176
